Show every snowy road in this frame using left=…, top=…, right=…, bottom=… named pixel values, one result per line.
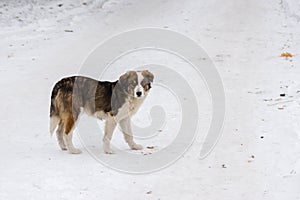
left=0, top=0, right=300, bottom=199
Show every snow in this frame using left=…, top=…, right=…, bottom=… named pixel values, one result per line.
left=0, top=0, right=300, bottom=199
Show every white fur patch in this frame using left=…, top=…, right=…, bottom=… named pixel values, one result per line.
left=94, top=111, right=108, bottom=120
left=134, top=71, right=145, bottom=98
left=114, top=96, right=145, bottom=122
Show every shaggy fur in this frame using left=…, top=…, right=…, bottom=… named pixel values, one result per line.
left=49, top=70, right=154, bottom=154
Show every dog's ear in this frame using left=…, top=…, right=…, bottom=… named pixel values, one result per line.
left=119, top=71, right=130, bottom=86
left=142, top=70, right=154, bottom=83
left=118, top=71, right=134, bottom=91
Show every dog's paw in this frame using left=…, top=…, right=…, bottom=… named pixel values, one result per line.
left=58, top=141, right=67, bottom=151
left=131, top=143, right=143, bottom=150
left=59, top=145, right=67, bottom=151
left=103, top=143, right=114, bottom=154
left=104, top=148, right=114, bottom=154
left=68, top=148, right=82, bottom=154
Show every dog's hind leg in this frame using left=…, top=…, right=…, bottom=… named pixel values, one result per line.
left=63, top=115, right=81, bottom=154
left=56, top=120, right=67, bottom=150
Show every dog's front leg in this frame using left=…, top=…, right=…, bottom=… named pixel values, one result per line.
left=103, top=116, right=117, bottom=154
left=119, top=117, right=143, bottom=150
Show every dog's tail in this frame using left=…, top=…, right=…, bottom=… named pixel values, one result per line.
left=49, top=115, right=59, bottom=137
left=49, top=82, right=60, bottom=136
left=49, top=76, right=77, bottom=136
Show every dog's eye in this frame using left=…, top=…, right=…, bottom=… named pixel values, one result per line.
left=145, top=83, right=151, bottom=90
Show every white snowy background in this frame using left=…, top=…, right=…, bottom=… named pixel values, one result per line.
left=0, top=0, right=300, bottom=199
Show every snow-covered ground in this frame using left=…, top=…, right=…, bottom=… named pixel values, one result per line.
left=1, top=0, right=300, bottom=199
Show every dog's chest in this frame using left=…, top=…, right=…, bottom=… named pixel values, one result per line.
left=115, top=97, right=145, bottom=121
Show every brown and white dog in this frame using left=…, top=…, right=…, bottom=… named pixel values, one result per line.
left=49, top=70, right=154, bottom=154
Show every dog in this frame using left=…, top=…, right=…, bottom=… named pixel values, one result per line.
left=49, top=70, right=154, bottom=154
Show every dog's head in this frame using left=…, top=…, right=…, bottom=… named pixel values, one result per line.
left=119, top=70, right=154, bottom=98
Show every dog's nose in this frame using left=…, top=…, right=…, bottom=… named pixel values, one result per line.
left=136, top=91, right=142, bottom=97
